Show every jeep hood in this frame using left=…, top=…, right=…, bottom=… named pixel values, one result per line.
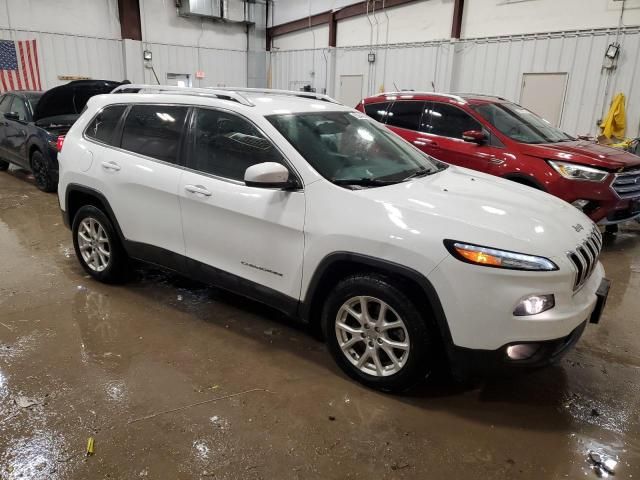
left=355, top=166, right=594, bottom=258
left=520, top=140, right=640, bottom=171
left=33, top=80, right=121, bottom=125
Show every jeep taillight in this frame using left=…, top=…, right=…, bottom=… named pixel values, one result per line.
left=56, top=135, right=65, bottom=153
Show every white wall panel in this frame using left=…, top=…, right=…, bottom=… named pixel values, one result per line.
left=336, top=0, right=453, bottom=47
left=269, top=48, right=329, bottom=92
left=462, top=0, right=640, bottom=39
left=143, top=42, right=247, bottom=88
left=139, top=0, right=247, bottom=50
left=272, top=28, right=640, bottom=137
left=273, top=25, right=329, bottom=51
left=0, top=0, right=121, bottom=38
left=453, top=29, right=640, bottom=137
left=0, top=28, right=124, bottom=90
left=270, top=0, right=360, bottom=26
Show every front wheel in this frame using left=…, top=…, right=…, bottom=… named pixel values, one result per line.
left=31, top=150, right=56, bottom=192
left=72, top=205, right=128, bottom=283
left=322, top=274, right=437, bottom=392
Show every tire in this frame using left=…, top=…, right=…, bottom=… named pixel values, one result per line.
left=322, top=274, right=437, bottom=392
left=72, top=205, right=128, bottom=283
left=0, top=159, right=9, bottom=171
left=30, top=150, right=56, bottom=192
left=508, top=178, right=542, bottom=190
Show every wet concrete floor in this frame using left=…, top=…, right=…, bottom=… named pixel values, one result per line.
left=0, top=168, right=639, bottom=479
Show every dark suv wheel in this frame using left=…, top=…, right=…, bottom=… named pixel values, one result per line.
left=322, top=274, right=436, bottom=392
left=72, top=205, right=128, bottom=283
left=30, top=150, right=56, bottom=192
left=0, top=159, right=9, bottom=171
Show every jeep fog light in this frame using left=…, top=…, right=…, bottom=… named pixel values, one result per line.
left=506, top=344, right=540, bottom=360
left=513, top=294, right=555, bottom=316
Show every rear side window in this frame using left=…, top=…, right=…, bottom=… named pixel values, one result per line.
left=85, top=105, right=127, bottom=145
left=120, top=105, right=188, bottom=164
left=190, top=108, right=284, bottom=181
left=0, top=95, right=12, bottom=114
left=363, top=101, right=391, bottom=122
left=386, top=101, right=424, bottom=131
left=423, top=102, right=482, bottom=139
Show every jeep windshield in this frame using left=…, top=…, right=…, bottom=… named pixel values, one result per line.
left=472, top=102, right=575, bottom=144
left=267, top=111, right=446, bottom=187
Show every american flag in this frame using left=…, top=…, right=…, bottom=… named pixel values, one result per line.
left=0, top=39, right=42, bottom=93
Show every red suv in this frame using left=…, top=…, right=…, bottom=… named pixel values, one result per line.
left=356, top=93, right=640, bottom=227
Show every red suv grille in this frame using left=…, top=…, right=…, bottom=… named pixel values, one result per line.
left=611, top=169, right=640, bottom=199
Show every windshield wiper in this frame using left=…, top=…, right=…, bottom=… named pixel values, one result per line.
left=402, top=169, right=435, bottom=181
left=333, top=178, right=400, bottom=187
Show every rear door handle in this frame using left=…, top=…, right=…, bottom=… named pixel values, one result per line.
left=185, top=184, right=212, bottom=197
left=101, top=161, right=121, bottom=172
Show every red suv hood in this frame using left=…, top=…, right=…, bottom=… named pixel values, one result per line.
left=520, top=140, right=640, bottom=171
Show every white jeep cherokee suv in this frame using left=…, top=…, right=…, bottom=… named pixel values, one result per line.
left=58, top=85, right=610, bottom=392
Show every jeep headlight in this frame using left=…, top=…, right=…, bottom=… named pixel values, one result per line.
left=445, top=240, right=558, bottom=271
left=548, top=160, right=609, bottom=182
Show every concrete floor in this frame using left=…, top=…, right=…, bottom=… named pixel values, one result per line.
left=0, top=168, right=639, bottom=480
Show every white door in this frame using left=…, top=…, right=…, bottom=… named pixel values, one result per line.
left=520, top=73, right=568, bottom=127
left=92, top=104, right=188, bottom=257
left=339, top=75, right=364, bottom=109
left=178, top=107, right=305, bottom=299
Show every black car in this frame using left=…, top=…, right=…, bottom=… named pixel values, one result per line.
left=0, top=80, right=121, bottom=191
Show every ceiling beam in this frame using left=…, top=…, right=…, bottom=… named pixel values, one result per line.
left=451, top=0, right=465, bottom=39
left=117, top=0, right=142, bottom=41
left=267, top=0, right=419, bottom=45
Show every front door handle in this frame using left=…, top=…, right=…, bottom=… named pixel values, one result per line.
left=415, top=139, right=440, bottom=149
left=101, top=161, right=121, bottom=171
left=185, top=184, right=212, bottom=197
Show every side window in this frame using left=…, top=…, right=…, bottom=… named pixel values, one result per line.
left=120, top=105, right=189, bottom=164
left=363, top=101, right=391, bottom=123
left=10, top=97, right=28, bottom=121
left=190, top=108, right=284, bottom=181
left=0, top=95, right=12, bottom=114
left=423, top=102, right=482, bottom=139
left=386, top=101, right=424, bottom=131
left=85, top=105, right=127, bottom=145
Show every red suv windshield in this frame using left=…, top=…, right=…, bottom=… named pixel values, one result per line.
left=472, top=102, right=575, bottom=144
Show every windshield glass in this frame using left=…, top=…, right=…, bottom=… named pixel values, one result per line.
left=267, top=111, right=446, bottom=187
left=472, top=102, right=575, bottom=144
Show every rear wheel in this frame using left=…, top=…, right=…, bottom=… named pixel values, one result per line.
left=322, top=274, right=437, bottom=392
left=31, top=150, right=56, bottom=192
left=0, top=159, right=9, bottom=171
left=72, top=205, right=128, bottom=283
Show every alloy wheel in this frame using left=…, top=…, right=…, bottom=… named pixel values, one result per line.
left=335, top=296, right=410, bottom=377
left=77, top=217, right=111, bottom=272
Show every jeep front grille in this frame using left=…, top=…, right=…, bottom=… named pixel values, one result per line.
left=567, top=228, right=602, bottom=291
left=612, top=169, right=640, bottom=199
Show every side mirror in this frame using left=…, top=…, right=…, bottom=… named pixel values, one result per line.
left=462, top=130, right=487, bottom=145
left=4, top=112, right=20, bottom=122
left=244, top=162, right=295, bottom=189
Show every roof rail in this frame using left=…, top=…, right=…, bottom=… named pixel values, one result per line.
left=110, top=84, right=254, bottom=107
left=452, top=92, right=507, bottom=101
left=374, top=91, right=466, bottom=103
left=216, top=87, right=341, bottom=105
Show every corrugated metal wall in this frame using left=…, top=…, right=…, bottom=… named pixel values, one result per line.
left=0, top=29, right=248, bottom=91
left=268, top=48, right=329, bottom=92
left=142, top=42, right=247, bottom=88
left=0, top=29, right=124, bottom=89
left=454, top=28, right=640, bottom=137
left=270, top=27, right=640, bottom=137
left=335, top=43, right=452, bottom=99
